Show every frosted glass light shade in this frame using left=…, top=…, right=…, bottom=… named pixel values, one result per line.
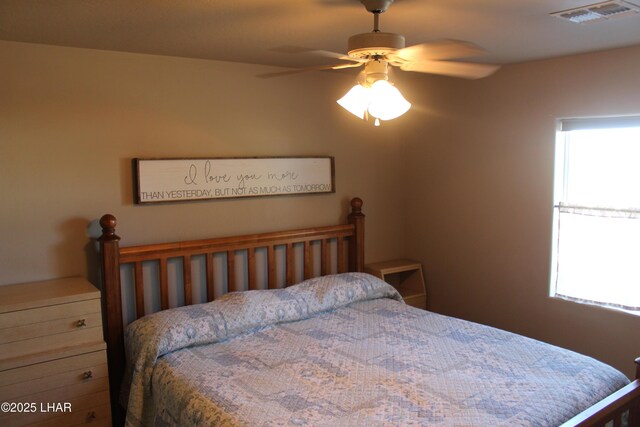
left=367, top=80, right=411, bottom=121
left=336, top=84, right=370, bottom=119
left=337, top=80, right=411, bottom=123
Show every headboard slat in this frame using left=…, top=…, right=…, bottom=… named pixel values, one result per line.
left=304, top=241, right=312, bottom=280
left=183, top=255, right=192, bottom=306
left=227, top=251, right=236, bottom=293
left=337, top=237, right=346, bottom=273
left=205, top=253, right=215, bottom=302
left=248, top=248, right=257, bottom=291
left=286, top=243, right=294, bottom=286
left=321, top=239, right=329, bottom=275
left=159, top=258, right=169, bottom=310
left=134, top=262, right=144, bottom=319
left=267, top=246, right=277, bottom=289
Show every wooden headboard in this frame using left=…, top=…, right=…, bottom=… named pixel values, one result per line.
left=97, top=197, right=365, bottom=420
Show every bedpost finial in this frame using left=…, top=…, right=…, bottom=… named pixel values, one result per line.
left=350, top=197, right=363, bottom=213
left=99, top=214, right=120, bottom=242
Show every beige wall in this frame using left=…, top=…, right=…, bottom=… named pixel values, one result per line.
left=0, top=40, right=406, bottom=286
left=401, top=45, right=640, bottom=378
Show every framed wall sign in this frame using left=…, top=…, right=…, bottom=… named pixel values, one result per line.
left=134, top=157, right=335, bottom=204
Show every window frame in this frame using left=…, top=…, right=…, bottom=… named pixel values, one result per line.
left=549, top=115, right=640, bottom=314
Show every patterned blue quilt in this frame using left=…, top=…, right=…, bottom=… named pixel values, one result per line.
left=122, top=273, right=629, bottom=426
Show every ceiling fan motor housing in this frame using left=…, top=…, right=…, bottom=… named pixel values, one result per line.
left=347, top=32, right=405, bottom=59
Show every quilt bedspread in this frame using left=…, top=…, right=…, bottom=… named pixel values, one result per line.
left=123, top=273, right=629, bottom=427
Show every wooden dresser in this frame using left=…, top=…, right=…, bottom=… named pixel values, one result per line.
left=0, top=277, right=111, bottom=426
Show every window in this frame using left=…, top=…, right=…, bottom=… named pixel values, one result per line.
left=550, top=116, right=640, bottom=315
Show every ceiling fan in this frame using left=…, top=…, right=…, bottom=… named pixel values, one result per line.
left=263, top=0, right=500, bottom=80
left=264, top=0, right=500, bottom=125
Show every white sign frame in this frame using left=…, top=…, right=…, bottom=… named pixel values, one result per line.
left=134, top=157, right=335, bottom=204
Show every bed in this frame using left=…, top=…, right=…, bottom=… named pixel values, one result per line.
left=98, top=197, right=640, bottom=426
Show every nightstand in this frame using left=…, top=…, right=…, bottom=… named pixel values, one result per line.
left=0, top=277, right=111, bottom=426
left=366, top=259, right=426, bottom=309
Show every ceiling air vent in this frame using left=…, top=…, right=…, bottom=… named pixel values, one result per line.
left=551, top=0, right=640, bottom=23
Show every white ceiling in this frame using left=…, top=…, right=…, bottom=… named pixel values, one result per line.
left=1, top=0, right=640, bottom=71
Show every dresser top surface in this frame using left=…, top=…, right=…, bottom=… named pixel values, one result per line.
left=0, top=277, right=100, bottom=313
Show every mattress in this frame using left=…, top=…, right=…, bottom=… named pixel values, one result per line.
left=122, top=273, right=630, bottom=427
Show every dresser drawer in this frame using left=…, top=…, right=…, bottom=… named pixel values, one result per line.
left=0, top=350, right=108, bottom=400
left=0, top=299, right=101, bottom=331
left=0, top=326, right=104, bottom=363
left=0, top=290, right=103, bottom=365
left=0, top=390, right=111, bottom=427
left=31, top=402, right=111, bottom=427
left=0, top=349, right=105, bottom=387
left=0, top=311, right=102, bottom=346
left=6, top=376, right=110, bottom=407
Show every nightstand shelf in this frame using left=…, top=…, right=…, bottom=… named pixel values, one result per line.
left=366, top=259, right=426, bottom=309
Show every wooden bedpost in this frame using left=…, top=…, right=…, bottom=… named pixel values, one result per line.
left=348, top=197, right=365, bottom=272
left=633, top=358, right=640, bottom=427
left=631, top=358, right=640, bottom=427
left=98, top=214, right=125, bottom=424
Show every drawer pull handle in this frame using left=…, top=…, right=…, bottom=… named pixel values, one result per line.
left=86, top=410, right=97, bottom=421
left=83, top=370, right=93, bottom=380
left=76, top=318, right=87, bottom=328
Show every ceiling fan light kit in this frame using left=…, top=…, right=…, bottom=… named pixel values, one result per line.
left=336, top=78, right=411, bottom=126
left=337, top=60, right=411, bottom=126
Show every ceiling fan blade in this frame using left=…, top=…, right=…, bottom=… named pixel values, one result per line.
left=390, top=40, right=486, bottom=62
left=257, top=62, right=363, bottom=79
left=271, top=46, right=364, bottom=63
left=400, top=60, right=500, bottom=79
left=308, top=50, right=367, bottom=63
left=331, top=62, right=366, bottom=69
